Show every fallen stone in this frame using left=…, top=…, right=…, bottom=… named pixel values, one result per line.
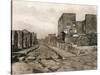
left=40, top=59, right=60, bottom=71
left=12, top=62, right=33, bottom=74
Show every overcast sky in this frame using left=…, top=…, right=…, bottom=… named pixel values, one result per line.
left=12, top=0, right=97, bottom=39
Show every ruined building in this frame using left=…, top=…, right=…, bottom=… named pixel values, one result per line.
left=58, top=13, right=97, bottom=46
left=11, top=29, right=37, bottom=52
left=58, top=13, right=76, bottom=44
left=85, top=14, right=97, bottom=34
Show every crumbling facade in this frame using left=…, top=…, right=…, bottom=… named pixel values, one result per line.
left=58, top=13, right=97, bottom=46
left=58, top=13, right=76, bottom=35
left=58, top=13, right=76, bottom=44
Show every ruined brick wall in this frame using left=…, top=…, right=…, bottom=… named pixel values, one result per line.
left=58, top=13, right=76, bottom=45
left=11, top=30, right=37, bottom=52
left=85, top=14, right=97, bottom=33
left=58, top=13, right=76, bottom=36
left=47, top=34, right=57, bottom=46
left=17, top=31, right=23, bottom=49
left=75, top=14, right=97, bottom=46
left=22, top=30, right=31, bottom=48
left=76, top=14, right=97, bottom=34
left=76, top=21, right=85, bottom=34
left=57, top=13, right=97, bottom=46
left=12, top=30, right=18, bottom=51
left=30, top=32, right=36, bottom=46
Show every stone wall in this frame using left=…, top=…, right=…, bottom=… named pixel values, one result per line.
left=11, top=29, right=37, bottom=52
left=57, top=13, right=97, bottom=46
left=85, top=14, right=97, bottom=33
left=22, top=30, right=31, bottom=48
left=58, top=13, right=76, bottom=36
left=76, top=21, right=85, bottom=34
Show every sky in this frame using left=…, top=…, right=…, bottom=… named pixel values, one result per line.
left=12, top=0, right=97, bottom=39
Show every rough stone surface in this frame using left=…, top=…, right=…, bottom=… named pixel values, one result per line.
left=12, top=44, right=97, bottom=74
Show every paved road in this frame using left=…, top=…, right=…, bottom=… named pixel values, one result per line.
left=27, top=42, right=75, bottom=60
left=12, top=42, right=97, bottom=74
left=27, top=43, right=59, bottom=59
